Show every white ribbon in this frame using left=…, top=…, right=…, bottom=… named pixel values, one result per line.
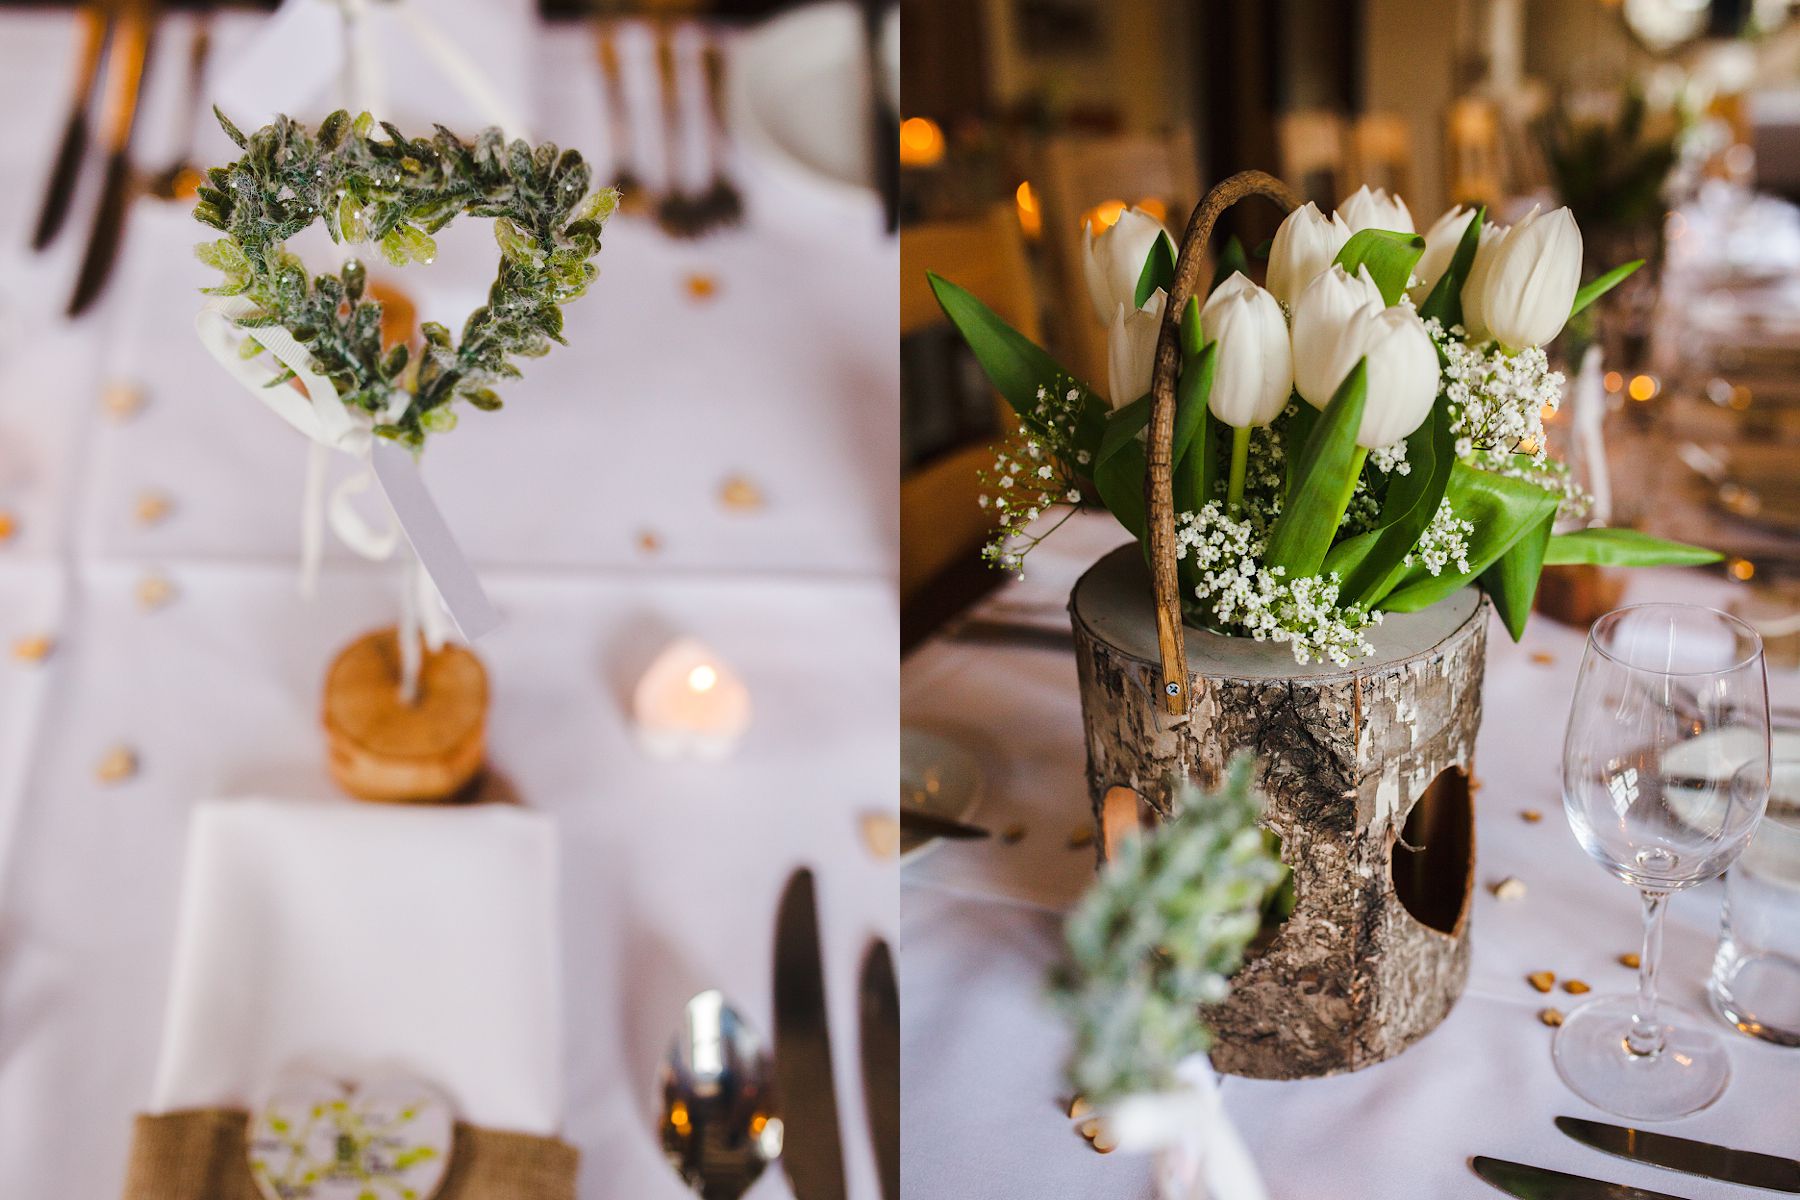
left=1103, top=1058, right=1268, bottom=1200
left=195, top=295, right=496, bottom=650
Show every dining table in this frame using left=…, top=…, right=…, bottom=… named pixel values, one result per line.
left=901, top=510, right=1800, bottom=1200
left=0, top=5, right=898, bottom=1198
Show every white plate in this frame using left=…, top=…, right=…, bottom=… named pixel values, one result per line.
left=729, top=1, right=888, bottom=203
left=900, top=727, right=985, bottom=865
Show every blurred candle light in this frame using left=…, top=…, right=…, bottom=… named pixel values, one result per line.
left=1136, top=197, right=1168, bottom=223
left=1729, top=557, right=1755, bottom=581
left=1628, top=374, right=1659, bottom=401
left=1015, top=180, right=1042, bottom=239
left=1083, top=199, right=1128, bottom=233
left=1603, top=370, right=1624, bottom=394
left=632, top=638, right=751, bottom=760
left=898, top=117, right=945, bottom=168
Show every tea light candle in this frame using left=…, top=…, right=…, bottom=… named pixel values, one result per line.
left=632, top=637, right=751, bottom=760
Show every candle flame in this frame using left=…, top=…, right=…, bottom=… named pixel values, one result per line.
left=688, top=664, right=719, bottom=693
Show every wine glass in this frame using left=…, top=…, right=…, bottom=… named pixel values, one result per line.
left=1557, top=603, right=1770, bottom=1121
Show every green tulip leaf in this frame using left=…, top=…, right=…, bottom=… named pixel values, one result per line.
left=1379, top=464, right=1561, bottom=612
left=1417, top=205, right=1485, bottom=330
left=1480, top=508, right=1555, bottom=641
left=1542, top=526, right=1722, bottom=567
left=1174, top=339, right=1219, bottom=514
left=1282, top=402, right=1319, bottom=506
left=926, top=271, right=1107, bottom=468
left=1324, top=398, right=1456, bottom=606
left=1093, top=404, right=1150, bottom=541
left=1333, top=229, right=1426, bottom=306
left=1265, top=361, right=1367, bottom=579
left=1135, top=231, right=1178, bottom=309
left=1569, top=259, right=1644, bottom=319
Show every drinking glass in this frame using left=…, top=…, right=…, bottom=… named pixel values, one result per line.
left=1558, top=603, right=1770, bottom=1121
left=1710, top=757, right=1800, bottom=1046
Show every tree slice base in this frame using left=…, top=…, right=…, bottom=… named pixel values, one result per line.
left=322, top=628, right=488, bottom=804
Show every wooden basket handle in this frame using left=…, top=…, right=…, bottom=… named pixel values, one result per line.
left=1146, top=170, right=1301, bottom=715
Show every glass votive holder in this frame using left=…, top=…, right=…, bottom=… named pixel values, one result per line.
left=1710, top=758, right=1800, bottom=1046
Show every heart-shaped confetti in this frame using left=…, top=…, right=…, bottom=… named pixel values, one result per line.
left=247, top=1070, right=454, bottom=1200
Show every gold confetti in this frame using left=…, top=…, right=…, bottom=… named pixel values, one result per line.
left=1078, top=1119, right=1100, bottom=1139
left=861, top=811, right=899, bottom=859
left=102, top=381, right=144, bottom=421
left=1527, top=971, right=1556, bottom=993
left=95, top=744, right=138, bottom=784
left=136, top=573, right=176, bottom=610
left=1563, top=979, right=1590, bottom=994
left=1619, top=952, right=1640, bottom=969
left=683, top=272, right=719, bottom=300
left=636, top=529, right=663, bottom=555
left=1521, top=808, right=1542, bottom=823
left=1068, top=825, right=1095, bottom=849
left=1490, top=877, right=1527, bottom=901
left=1530, top=651, right=1555, bottom=665
left=1001, top=823, right=1027, bottom=845
left=11, top=634, right=54, bottom=663
left=1090, top=1126, right=1117, bottom=1154
left=719, top=475, right=766, bottom=511
left=1067, top=1095, right=1091, bottom=1120
left=1469, top=778, right=1484, bottom=793
left=134, top=490, right=173, bottom=526
left=0, top=511, right=16, bottom=543
left=1539, top=1007, right=1564, bottom=1027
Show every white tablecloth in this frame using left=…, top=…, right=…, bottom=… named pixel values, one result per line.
left=902, top=512, right=1800, bottom=1200
left=0, top=9, right=897, bottom=1198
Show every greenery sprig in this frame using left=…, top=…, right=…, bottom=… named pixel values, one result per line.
left=193, top=107, right=618, bottom=448
left=1049, top=755, right=1285, bottom=1104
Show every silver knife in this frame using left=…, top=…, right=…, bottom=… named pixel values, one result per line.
left=67, top=0, right=156, bottom=316
left=858, top=940, right=899, bottom=1200
left=1557, top=1116, right=1800, bottom=1193
left=773, top=868, right=848, bottom=1200
left=899, top=808, right=990, bottom=841
left=31, top=0, right=114, bottom=250
left=1472, top=1155, right=1697, bottom=1200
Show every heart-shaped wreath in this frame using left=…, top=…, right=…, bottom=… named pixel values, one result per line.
left=192, top=107, right=617, bottom=448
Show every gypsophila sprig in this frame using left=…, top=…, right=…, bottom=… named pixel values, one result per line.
left=1049, top=755, right=1285, bottom=1104
left=192, top=108, right=617, bottom=448
left=978, top=378, right=1094, bottom=572
left=1427, top=317, right=1564, bottom=458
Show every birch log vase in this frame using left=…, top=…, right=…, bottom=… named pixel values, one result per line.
left=1071, top=546, right=1485, bottom=1078
left=322, top=627, right=489, bottom=803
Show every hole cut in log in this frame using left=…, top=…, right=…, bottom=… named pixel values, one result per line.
left=1391, top=766, right=1475, bottom=936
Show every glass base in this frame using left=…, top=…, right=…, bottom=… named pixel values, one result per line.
left=1552, top=994, right=1731, bottom=1120
left=1711, top=950, right=1800, bottom=1047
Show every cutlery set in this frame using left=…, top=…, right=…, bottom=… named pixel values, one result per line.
left=1473, top=1116, right=1800, bottom=1199
left=662, top=868, right=896, bottom=1200
left=599, top=20, right=743, bottom=240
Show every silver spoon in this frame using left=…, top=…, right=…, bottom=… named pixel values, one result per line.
left=660, top=989, right=782, bottom=1200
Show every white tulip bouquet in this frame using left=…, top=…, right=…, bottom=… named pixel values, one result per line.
left=930, top=185, right=1718, bottom=664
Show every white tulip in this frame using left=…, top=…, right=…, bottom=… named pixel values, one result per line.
left=1408, top=205, right=1478, bottom=302
left=1291, top=264, right=1383, bottom=409
left=1456, top=218, right=1510, bottom=343
left=1468, top=205, right=1584, bottom=349
left=1353, top=306, right=1441, bottom=449
left=1199, top=273, right=1292, bottom=428
left=1106, top=290, right=1167, bottom=410
left=1336, top=184, right=1414, bottom=235
left=1084, top=206, right=1173, bottom=326
left=1266, top=202, right=1352, bottom=305
left=1293, top=299, right=1440, bottom=448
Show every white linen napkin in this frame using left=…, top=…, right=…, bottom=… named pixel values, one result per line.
left=149, top=799, right=562, bottom=1136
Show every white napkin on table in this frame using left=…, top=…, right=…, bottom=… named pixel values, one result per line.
left=149, top=798, right=562, bottom=1136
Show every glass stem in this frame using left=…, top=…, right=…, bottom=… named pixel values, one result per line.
left=1628, top=889, right=1670, bottom=1057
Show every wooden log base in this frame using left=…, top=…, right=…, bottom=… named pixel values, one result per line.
left=322, top=628, right=488, bottom=804
left=1534, top=563, right=1626, bottom=631
left=1071, top=546, right=1485, bottom=1079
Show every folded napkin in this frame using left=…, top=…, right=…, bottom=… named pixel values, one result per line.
left=149, top=799, right=563, bottom=1135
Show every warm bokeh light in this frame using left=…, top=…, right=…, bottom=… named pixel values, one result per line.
left=1731, top=385, right=1752, bottom=411
left=1540, top=402, right=1558, bottom=421
left=1014, top=180, right=1042, bottom=239
left=688, top=664, right=718, bottom=693
left=1083, top=199, right=1128, bottom=233
left=1136, top=197, right=1168, bottom=223
left=1603, top=370, right=1623, bottom=393
left=1627, top=374, right=1659, bottom=401
left=1728, top=556, right=1755, bottom=581
left=898, top=116, right=945, bottom=167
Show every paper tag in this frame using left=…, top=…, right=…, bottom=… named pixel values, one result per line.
left=248, top=1068, right=455, bottom=1200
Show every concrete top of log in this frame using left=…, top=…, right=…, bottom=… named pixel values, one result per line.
left=1070, top=545, right=1484, bottom=682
